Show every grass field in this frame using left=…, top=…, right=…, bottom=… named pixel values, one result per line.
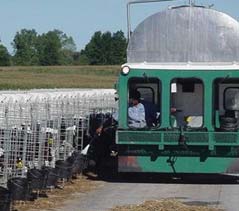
left=0, top=66, right=120, bottom=90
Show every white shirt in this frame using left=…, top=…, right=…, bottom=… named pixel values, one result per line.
left=0, top=148, right=4, bottom=157
left=128, top=103, right=146, bottom=128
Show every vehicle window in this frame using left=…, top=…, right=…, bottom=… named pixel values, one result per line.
left=214, top=78, right=239, bottom=131
left=128, top=78, right=160, bottom=128
left=170, top=78, right=204, bottom=128
left=137, top=87, right=154, bottom=103
left=224, top=88, right=239, bottom=111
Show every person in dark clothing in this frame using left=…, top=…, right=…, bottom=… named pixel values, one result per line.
left=141, top=100, right=158, bottom=127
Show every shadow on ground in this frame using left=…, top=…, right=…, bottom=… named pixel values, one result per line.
left=84, top=170, right=239, bottom=185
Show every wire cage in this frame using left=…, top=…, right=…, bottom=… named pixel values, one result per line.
left=0, top=89, right=117, bottom=187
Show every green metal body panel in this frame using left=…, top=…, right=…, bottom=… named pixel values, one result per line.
left=118, top=155, right=238, bottom=173
left=116, top=68, right=239, bottom=173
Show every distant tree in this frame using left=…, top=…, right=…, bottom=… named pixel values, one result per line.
left=82, top=30, right=127, bottom=65
left=72, top=51, right=89, bottom=65
left=37, top=30, right=77, bottom=65
left=53, top=30, right=77, bottom=65
left=0, top=44, right=11, bottom=66
left=12, top=29, right=38, bottom=65
left=11, top=28, right=127, bottom=66
left=12, top=28, right=77, bottom=66
left=83, top=31, right=103, bottom=65
left=111, top=31, right=127, bottom=64
left=37, top=31, right=62, bottom=66
left=101, top=31, right=113, bottom=64
left=53, top=30, right=76, bottom=52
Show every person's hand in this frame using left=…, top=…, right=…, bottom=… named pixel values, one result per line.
left=171, top=108, right=177, bottom=113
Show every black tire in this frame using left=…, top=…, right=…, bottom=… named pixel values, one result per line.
left=220, top=123, right=238, bottom=128
left=220, top=127, right=238, bottom=132
left=220, top=117, right=237, bottom=124
left=220, top=116, right=238, bottom=132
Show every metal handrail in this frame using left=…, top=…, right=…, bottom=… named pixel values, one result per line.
left=127, top=0, right=179, bottom=40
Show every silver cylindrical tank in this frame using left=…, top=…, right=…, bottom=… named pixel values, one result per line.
left=127, top=6, right=239, bottom=63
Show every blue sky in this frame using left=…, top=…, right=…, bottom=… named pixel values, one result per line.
left=0, top=0, right=238, bottom=53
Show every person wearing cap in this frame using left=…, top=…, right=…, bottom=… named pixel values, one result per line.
left=128, top=90, right=146, bottom=128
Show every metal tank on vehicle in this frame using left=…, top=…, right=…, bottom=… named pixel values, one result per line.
left=127, top=5, right=239, bottom=63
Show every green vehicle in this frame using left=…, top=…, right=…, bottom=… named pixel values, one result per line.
left=115, top=1, right=239, bottom=174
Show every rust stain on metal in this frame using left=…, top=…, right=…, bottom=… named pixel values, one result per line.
left=226, top=158, right=239, bottom=173
left=118, top=156, right=142, bottom=172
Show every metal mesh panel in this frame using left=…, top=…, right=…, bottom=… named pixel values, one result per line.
left=214, top=133, right=238, bottom=144
left=0, top=89, right=117, bottom=186
left=164, top=133, right=180, bottom=143
left=185, top=133, right=209, bottom=143
left=163, top=132, right=208, bottom=143
left=118, top=131, right=161, bottom=143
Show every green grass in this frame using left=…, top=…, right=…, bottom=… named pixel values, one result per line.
left=0, top=65, right=120, bottom=90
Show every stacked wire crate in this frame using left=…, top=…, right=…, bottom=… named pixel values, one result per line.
left=0, top=89, right=116, bottom=186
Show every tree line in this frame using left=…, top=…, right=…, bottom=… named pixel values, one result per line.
left=0, top=29, right=127, bottom=66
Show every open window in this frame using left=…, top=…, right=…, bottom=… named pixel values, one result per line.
left=224, top=88, right=239, bottom=111
left=170, top=78, right=204, bottom=128
left=214, top=78, right=239, bottom=131
left=128, top=78, right=161, bottom=128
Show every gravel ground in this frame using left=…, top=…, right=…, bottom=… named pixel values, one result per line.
left=111, top=199, right=223, bottom=211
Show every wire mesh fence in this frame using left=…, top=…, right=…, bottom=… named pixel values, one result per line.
left=0, top=89, right=117, bottom=187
